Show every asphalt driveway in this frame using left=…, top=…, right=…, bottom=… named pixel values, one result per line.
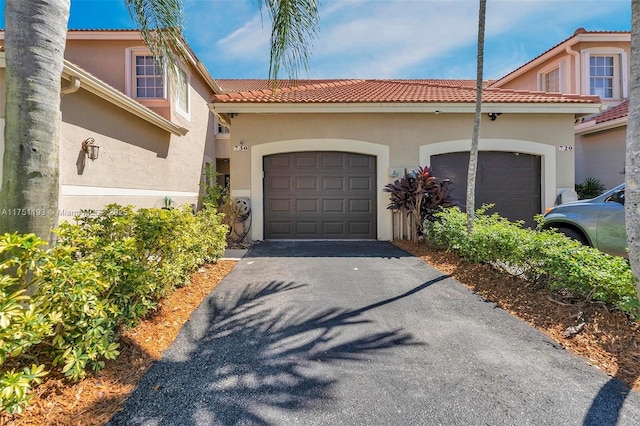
left=109, top=241, right=640, bottom=425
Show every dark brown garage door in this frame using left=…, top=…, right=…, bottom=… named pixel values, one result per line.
left=431, top=151, right=541, bottom=226
left=264, top=152, right=377, bottom=239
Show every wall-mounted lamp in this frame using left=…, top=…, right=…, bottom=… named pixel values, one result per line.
left=488, top=113, right=502, bottom=121
left=82, top=137, right=100, bottom=160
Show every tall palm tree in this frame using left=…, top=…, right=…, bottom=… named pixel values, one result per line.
left=466, top=0, right=487, bottom=232
left=0, top=0, right=318, bottom=243
left=626, top=0, right=640, bottom=299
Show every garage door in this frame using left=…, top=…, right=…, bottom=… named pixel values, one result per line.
left=431, top=151, right=541, bottom=226
left=264, top=152, right=377, bottom=239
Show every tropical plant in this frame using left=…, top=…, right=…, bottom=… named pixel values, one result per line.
left=466, top=0, right=487, bottom=233
left=575, top=177, right=606, bottom=200
left=627, top=0, right=640, bottom=300
left=199, top=163, right=226, bottom=207
left=383, top=166, right=455, bottom=241
left=1, top=0, right=319, bottom=242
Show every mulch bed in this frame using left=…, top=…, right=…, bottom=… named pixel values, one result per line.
left=0, top=260, right=236, bottom=426
left=393, top=240, right=640, bottom=392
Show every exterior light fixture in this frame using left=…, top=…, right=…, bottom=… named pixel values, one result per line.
left=82, top=137, right=100, bottom=160
left=488, top=113, right=502, bottom=121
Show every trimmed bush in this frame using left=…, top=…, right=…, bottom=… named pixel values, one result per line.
left=0, top=204, right=227, bottom=413
left=424, top=207, right=639, bottom=316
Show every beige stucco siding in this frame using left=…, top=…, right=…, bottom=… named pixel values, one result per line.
left=575, top=126, right=627, bottom=189
left=58, top=64, right=216, bottom=215
left=228, top=111, right=576, bottom=240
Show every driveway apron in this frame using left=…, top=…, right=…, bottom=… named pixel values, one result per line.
left=109, top=241, right=640, bottom=426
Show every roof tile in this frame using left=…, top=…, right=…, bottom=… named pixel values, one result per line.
left=213, top=79, right=600, bottom=105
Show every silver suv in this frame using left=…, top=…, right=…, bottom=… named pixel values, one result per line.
left=543, top=183, right=627, bottom=258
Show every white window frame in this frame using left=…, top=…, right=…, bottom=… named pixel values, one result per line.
left=538, top=62, right=565, bottom=93
left=581, top=48, right=628, bottom=99
left=174, top=64, right=191, bottom=120
left=125, top=47, right=168, bottom=104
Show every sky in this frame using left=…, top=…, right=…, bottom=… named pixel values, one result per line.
left=0, top=0, right=633, bottom=80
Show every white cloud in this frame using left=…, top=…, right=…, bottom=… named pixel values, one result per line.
left=182, top=0, right=631, bottom=79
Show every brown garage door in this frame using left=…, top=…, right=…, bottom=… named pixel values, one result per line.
left=264, top=152, right=377, bottom=239
left=431, top=151, right=541, bottom=226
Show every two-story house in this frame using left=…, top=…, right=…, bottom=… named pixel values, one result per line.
left=0, top=29, right=227, bottom=219
left=490, top=28, right=630, bottom=190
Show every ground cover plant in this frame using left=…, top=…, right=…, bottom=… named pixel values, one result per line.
left=0, top=204, right=227, bottom=414
left=423, top=206, right=639, bottom=317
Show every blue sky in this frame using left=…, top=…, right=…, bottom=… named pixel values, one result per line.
left=0, top=0, right=632, bottom=80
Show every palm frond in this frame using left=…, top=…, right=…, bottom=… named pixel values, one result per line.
left=124, top=0, right=187, bottom=72
left=260, top=0, right=319, bottom=80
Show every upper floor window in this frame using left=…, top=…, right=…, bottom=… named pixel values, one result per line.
left=589, top=55, right=615, bottom=98
left=135, top=55, right=164, bottom=99
left=538, top=62, right=564, bottom=93
left=175, top=66, right=190, bottom=119
left=542, top=67, right=560, bottom=92
left=582, top=49, right=627, bottom=100
left=126, top=47, right=167, bottom=101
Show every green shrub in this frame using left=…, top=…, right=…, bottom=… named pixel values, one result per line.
left=575, top=177, right=606, bottom=200
left=424, top=207, right=639, bottom=316
left=0, top=203, right=228, bottom=412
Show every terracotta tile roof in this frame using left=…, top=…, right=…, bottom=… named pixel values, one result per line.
left=490, top=28, right=630, bottom=88
left=592, top=100, right=628, bottom=124
left=213, top=79, right=600, bottom=104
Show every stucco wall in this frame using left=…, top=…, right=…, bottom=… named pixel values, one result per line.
left=227, top=111, right=577, bottom=240
left=575, top=126, right=626, bottom=190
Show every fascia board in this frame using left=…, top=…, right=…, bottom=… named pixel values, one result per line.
left=210, top=102, right=601, bottom=115
left=65, top=31, right=144, bottom=40
left=62, top=60, right=188, bottom=136
left=575, top=116, right=627, bottom=135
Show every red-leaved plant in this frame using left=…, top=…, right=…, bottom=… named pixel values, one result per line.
left=383, top=166, right=455, bottom=240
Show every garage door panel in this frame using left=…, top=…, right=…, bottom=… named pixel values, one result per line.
left=323, top=154, right=345, bottom=168
left=323, top=199, right=345, bottom=213
left=349, top=199, right=372, bottom=213
left=268, top=177, right=292, bottom=191
left=264, top=152, right=376, bottom=239
left=349, top=155, right=373, bottom=168
left=296, top=155, right=319, bottom=168
left=323, top=177, right=345, bottom=190
left=269, top=199, right=292, bottom=213
left=296, top=177, right=318, bottom=190
left=296, top=199, right=318, bottom=213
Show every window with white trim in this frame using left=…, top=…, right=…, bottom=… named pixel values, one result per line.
left=589, top=55, right=616, bottom=98
left=175, top=66, right=190, bottom=118
left=582, top=49, right=627, bottom=100
left=135, top=55, right=165, bottom=99
left=217, top=123, right=230, bottom=134
left=542, top=67, right=560, bottom=92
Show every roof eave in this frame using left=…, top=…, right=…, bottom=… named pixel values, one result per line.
left=62, top=59, right=189, bottom=136
left=490, top=32, right=631, bottom=88
left=575, top=116, right=627, bottom=135
left=210, top=102, right=602, bottom=115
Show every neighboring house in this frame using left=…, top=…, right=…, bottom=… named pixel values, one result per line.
left=490, top=28, right=630, bottom=190
left=0, top=29, right=224, bottom=219
left=210, top=79, right=600, bottom=240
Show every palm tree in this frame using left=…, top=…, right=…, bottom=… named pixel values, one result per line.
left=466, top=0, right=487, bottom=232
left=626, top=0, right=640, bottom=299
left=0, top=0, right=318, bottom=243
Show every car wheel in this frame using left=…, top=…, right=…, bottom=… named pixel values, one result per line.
left=556, top=227, right=589, bottom=246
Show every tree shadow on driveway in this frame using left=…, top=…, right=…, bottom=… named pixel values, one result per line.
left=108, top=277, right=445, bottom=425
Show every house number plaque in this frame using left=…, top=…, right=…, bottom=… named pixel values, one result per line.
left=233, top=145, right=249, bottom=152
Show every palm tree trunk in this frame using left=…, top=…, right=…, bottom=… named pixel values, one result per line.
left=1, top=0, right=70, bottom=243
left=466, top=0, right=487, bottom=233
left=626, top=0, right=640, bottom=299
